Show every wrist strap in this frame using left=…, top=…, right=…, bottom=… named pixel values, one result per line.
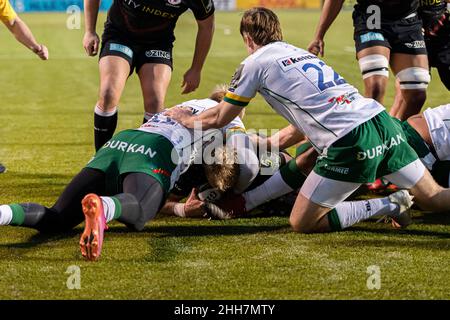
left=173, top=203, right=186, bottom=217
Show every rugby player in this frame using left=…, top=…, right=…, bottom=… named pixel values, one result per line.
left=0, top=87, right=242, bottom=261
left=160, top=147, right=294, bottom=218
left=227, top=102, right=450, bottom=219
left=420, top=0, right=450, bottom=90
left=0, top=0, right=49, bottom=173
left=83, top=0, right=215, bottom=151
left=308, top=0, right=430, bottom=120
left=166, top=8, right=450, bottom=234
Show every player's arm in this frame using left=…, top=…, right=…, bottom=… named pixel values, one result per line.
left=1, top=1, right=48, bottom=61
left=307, top=0, right=344, bottom=56
left=83, top=0, right=100, bottom=56
left=182, top=14, right=215, bottom=94
left=251, top=124, right=305, bottom=150
left=166, top=100, right=244, bottom=130
left=159, top=190, right=205, bottom=218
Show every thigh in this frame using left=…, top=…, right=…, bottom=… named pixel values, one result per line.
left=138, top=63, right=172, bottom=113
left=300, top=171, right=361, bottom=208
left=122, top=172, right=165, bottom=221
left=383, top=159, right=426, bottom=188
left=390, top=53, right=429, bottom=74
left=45, top=168, right=106, bottom=230
left=98, top=55, right=131, bottom=106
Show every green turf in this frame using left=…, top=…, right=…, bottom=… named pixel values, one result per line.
left=0, top=10, right=449, bottom=300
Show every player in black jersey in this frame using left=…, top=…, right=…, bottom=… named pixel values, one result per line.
left=83, top=0, right=215, bottom=151
left=308, top=0, right=430, bottom=120
left=419, top=0, right=450, bottom=90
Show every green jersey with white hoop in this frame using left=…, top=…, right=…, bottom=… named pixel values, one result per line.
left=224, top=41, right=385, bottom=152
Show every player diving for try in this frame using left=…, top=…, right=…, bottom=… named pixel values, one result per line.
left=0, top=86, right=245, bottom=261
left=166, top=8, right=450, bottom=234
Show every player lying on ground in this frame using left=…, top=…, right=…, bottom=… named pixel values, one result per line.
left=0, top=87, right=244, bottom=261
left=166, top=7, right=450, bottom=234
left=0, top=0, right=49, bottom=174
left=160, top=146, right=295, bottom=219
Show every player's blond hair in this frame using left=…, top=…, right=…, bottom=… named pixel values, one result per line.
left=209, top=84, right=246, bottom=119
left=209, top=84, right=228, bottom=102
left=204, top=147, right=240, bottom=192
left=240, top=7, right=283, bottom=46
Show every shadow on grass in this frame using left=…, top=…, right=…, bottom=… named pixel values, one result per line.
left=0, top=229, right=79, bottom=250
left=413, top=211, right=450, bottom=226
left=349, top=225, right=450, bottom=239
left=1, top=172, right=74, bottom=180
left=103, top=224, right=288, bottom=237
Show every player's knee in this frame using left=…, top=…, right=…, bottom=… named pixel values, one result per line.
left=396, top=67, right=430, bottom=92
left=99, top=87, right=121, bottom=110
left=289, top=214, right=316, bottom=234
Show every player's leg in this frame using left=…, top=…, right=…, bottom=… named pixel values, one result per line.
left=244, top=147, right=316, bottom=211
left=357, top=46, right=391, bottom=104
left=0, top=168, right=105, bottom=233
left=79, top=173, right=165, bottom=261
left=136, top=46, right=173, bottom=122
left=389, top=53, right=430, bottom=120
left=402, top=169, right=450, bottom=212
left=0, top=163, right=5, bottom=174
left=94, top=52, right=131, bottom=151
left=290, top=171, right=411, bottom=233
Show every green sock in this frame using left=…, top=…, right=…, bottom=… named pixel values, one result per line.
left=9, top=204, right=25, bottom=226
left=279, top=159, right=307, bottom=190
left=327, top=209, right=342, bottom=231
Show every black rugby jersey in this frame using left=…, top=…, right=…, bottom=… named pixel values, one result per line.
left=105, top=0, right=214, bottom=44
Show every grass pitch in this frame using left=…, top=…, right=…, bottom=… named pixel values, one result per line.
left=0, top=10, right=449, bottom=300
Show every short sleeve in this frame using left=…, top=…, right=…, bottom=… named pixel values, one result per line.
left=224, top=59, right=262, bottom=107
left=188, top=0, right=215, bottom=21
left=0, top=0, right=17, bottom=24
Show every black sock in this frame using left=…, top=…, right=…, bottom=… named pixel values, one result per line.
left=94, top=111, right=118, bottom=151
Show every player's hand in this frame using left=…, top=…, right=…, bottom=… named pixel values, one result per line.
left=181, top=67, right=201, bottom=94
left=83, top=32, right=100, bottom=56
left=33, top=44, right=49, bottom=60
left=164, top=106, right=194, bottom=124
left=307, top=38, right=325, bottom=57
left=184, top=189, right=206, bottom=217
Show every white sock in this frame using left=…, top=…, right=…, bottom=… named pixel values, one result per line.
left=243, top=171, right=294, bottom=211
left=144, top=112, right=155, bottom=121
left=334, top=197, right=399, bottom=229
left=95, top=105, right=117, bottom=117
left=0, top=205, right=13, bottom=226
left=101, top=197, right=116, bottom=223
